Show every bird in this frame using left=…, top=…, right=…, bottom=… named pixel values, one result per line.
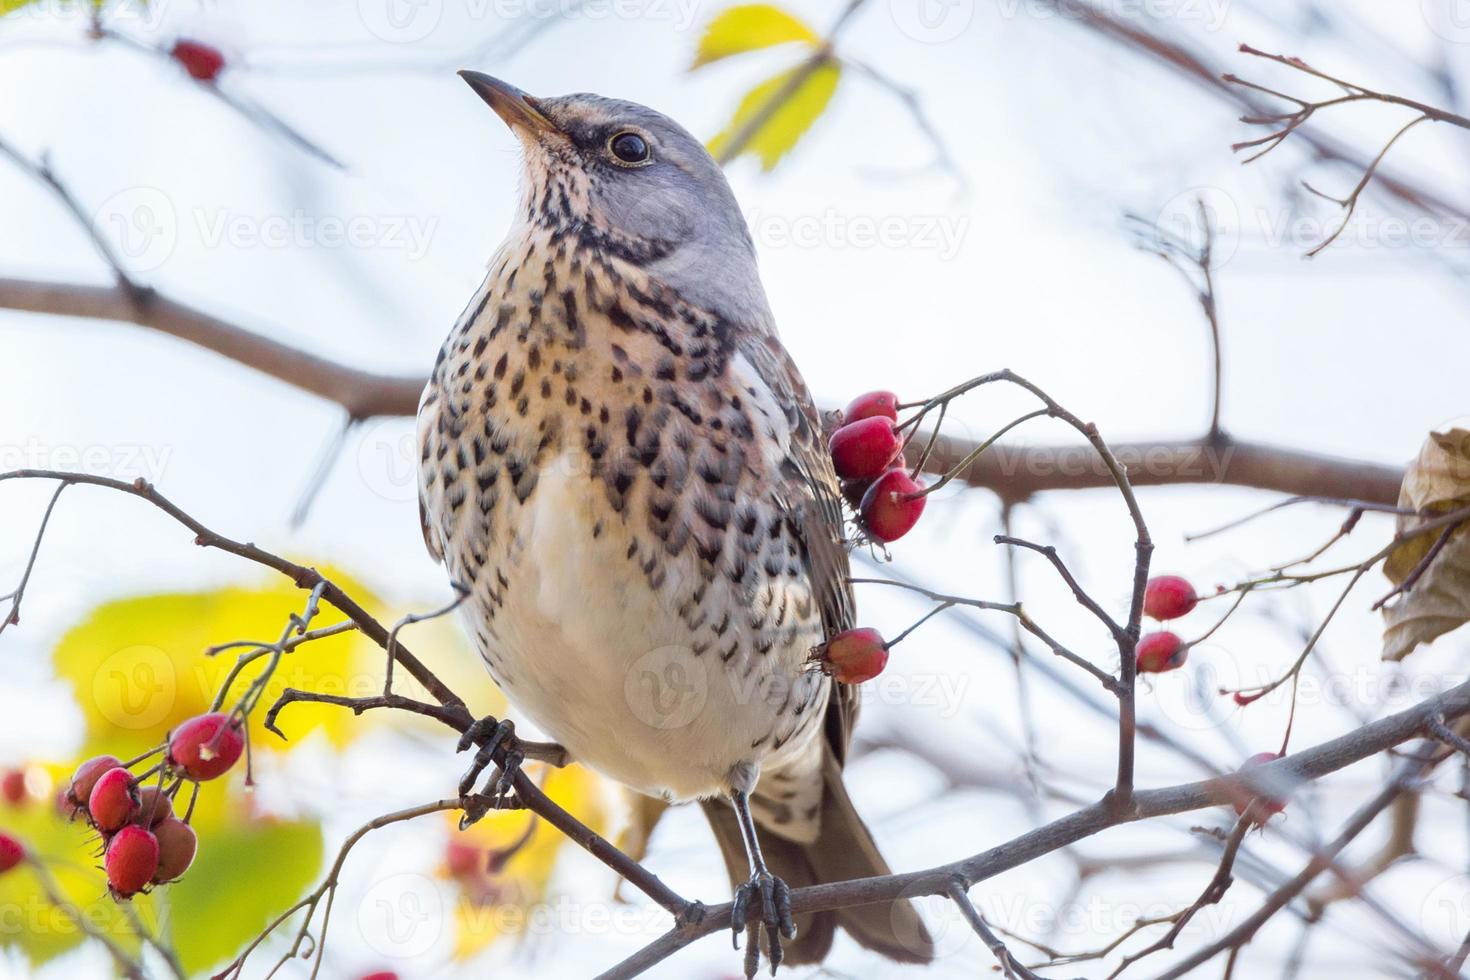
left=416, top=70, right=934, bottom=975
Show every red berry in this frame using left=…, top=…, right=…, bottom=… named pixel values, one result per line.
left=0, top=833, right=23, bottom=873
left=2, top=770, right=26, bottom=806
left=88, top=768, right=141, bottom=832
left=151, top=817, right=197, bottom=883
left=168, top=713, right=245, bottom=781
left=828, top=417, right=901, bottom=481
left=170, top=39, right=226, bottom=82
left=843, top=390, right=900, bottom=423
left=1232, top=752, right=1287, bottom=818
left=859, top=469, right=926, bottom=542
left=1143, top=575, right=1198, bottom=620
left=66, top=755, right=122, bottom=817
left=1135, top=631, right=1187, bottom=673
left=105, top=825, right=159, bottom=898
left=134, top=786, right=174, bottom=828
left=360, top=973, right=399, bottom=980
left=446, top=840, right=482, bottom=880
left=821, top=628, right=889, bottom=684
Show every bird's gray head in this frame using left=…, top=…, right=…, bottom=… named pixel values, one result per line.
left=459, top=71, right=772, bottom=330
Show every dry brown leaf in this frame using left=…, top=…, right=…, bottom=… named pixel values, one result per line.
left=1382, top=428, right=1470, bottom=660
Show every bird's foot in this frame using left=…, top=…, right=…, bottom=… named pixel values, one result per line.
left=456, top=716, right=525, bottom=828
left=731, top=870, right=795, bottom=977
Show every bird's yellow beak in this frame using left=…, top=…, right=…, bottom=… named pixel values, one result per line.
left=458, top=70, right=557, bottom=137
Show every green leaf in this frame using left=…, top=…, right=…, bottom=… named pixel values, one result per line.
left=0, top=803, right=143, bottom=969
left=708, top=60, right=841, bottom=171
left=0, top=0, right=42, bottom=14
left=164, top=812, right=323, bottom=974
left=691, top=3, right=820, bottom=69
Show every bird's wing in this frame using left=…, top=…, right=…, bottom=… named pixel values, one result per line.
left=736, top=333, right=860, bottom=764
left=416, top=376, right=446, bottom=566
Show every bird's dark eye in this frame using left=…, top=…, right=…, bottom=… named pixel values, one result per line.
left=608, top=131, right=651, bottom=165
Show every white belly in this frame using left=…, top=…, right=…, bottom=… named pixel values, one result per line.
left=470, top=453, right=825, bottom=801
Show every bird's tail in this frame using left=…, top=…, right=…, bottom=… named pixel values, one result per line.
left=701, top=751, right=936, bottom=966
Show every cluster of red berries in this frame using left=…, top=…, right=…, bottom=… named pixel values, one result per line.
left=60, top=713, right=243, bottom=899
left=1135, top=575, right=1199, bottom=674
left=829, top=391, right=927, bottom=543
left=810, top=391, right=937, bottom=685
left=170, top=39, right=226, bottom=82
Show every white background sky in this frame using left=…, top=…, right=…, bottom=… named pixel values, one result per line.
left=2, top=0, right=1470, bottom=976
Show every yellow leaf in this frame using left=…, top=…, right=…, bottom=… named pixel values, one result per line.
left=1382, top=429, right=1470, bottom=660
left=708, top=60, right=841, bottom=171
left=53, top=569, right=386, bottom=763
left=448, top=765, right=610, bottom=958
left=691, top=3, right=821, bottom=70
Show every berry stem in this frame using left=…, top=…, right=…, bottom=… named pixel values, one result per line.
left=885, top=601, right=955, bottom=649
left=120, top=745, right=165, bottom=770
left=910, top=408, right=1050, bottom=498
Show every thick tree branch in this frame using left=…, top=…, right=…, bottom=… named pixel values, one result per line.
left=0, top=275, right=1404, bottom=504
left=0, top=277, right=422, bottom=420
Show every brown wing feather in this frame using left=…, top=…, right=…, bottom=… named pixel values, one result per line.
left=736, top=334, right=860, bottom=764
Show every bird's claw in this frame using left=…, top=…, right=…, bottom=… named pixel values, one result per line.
left=730, top=871, right=795, bottom=977
left=456, top=717, right=524, bottom=827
